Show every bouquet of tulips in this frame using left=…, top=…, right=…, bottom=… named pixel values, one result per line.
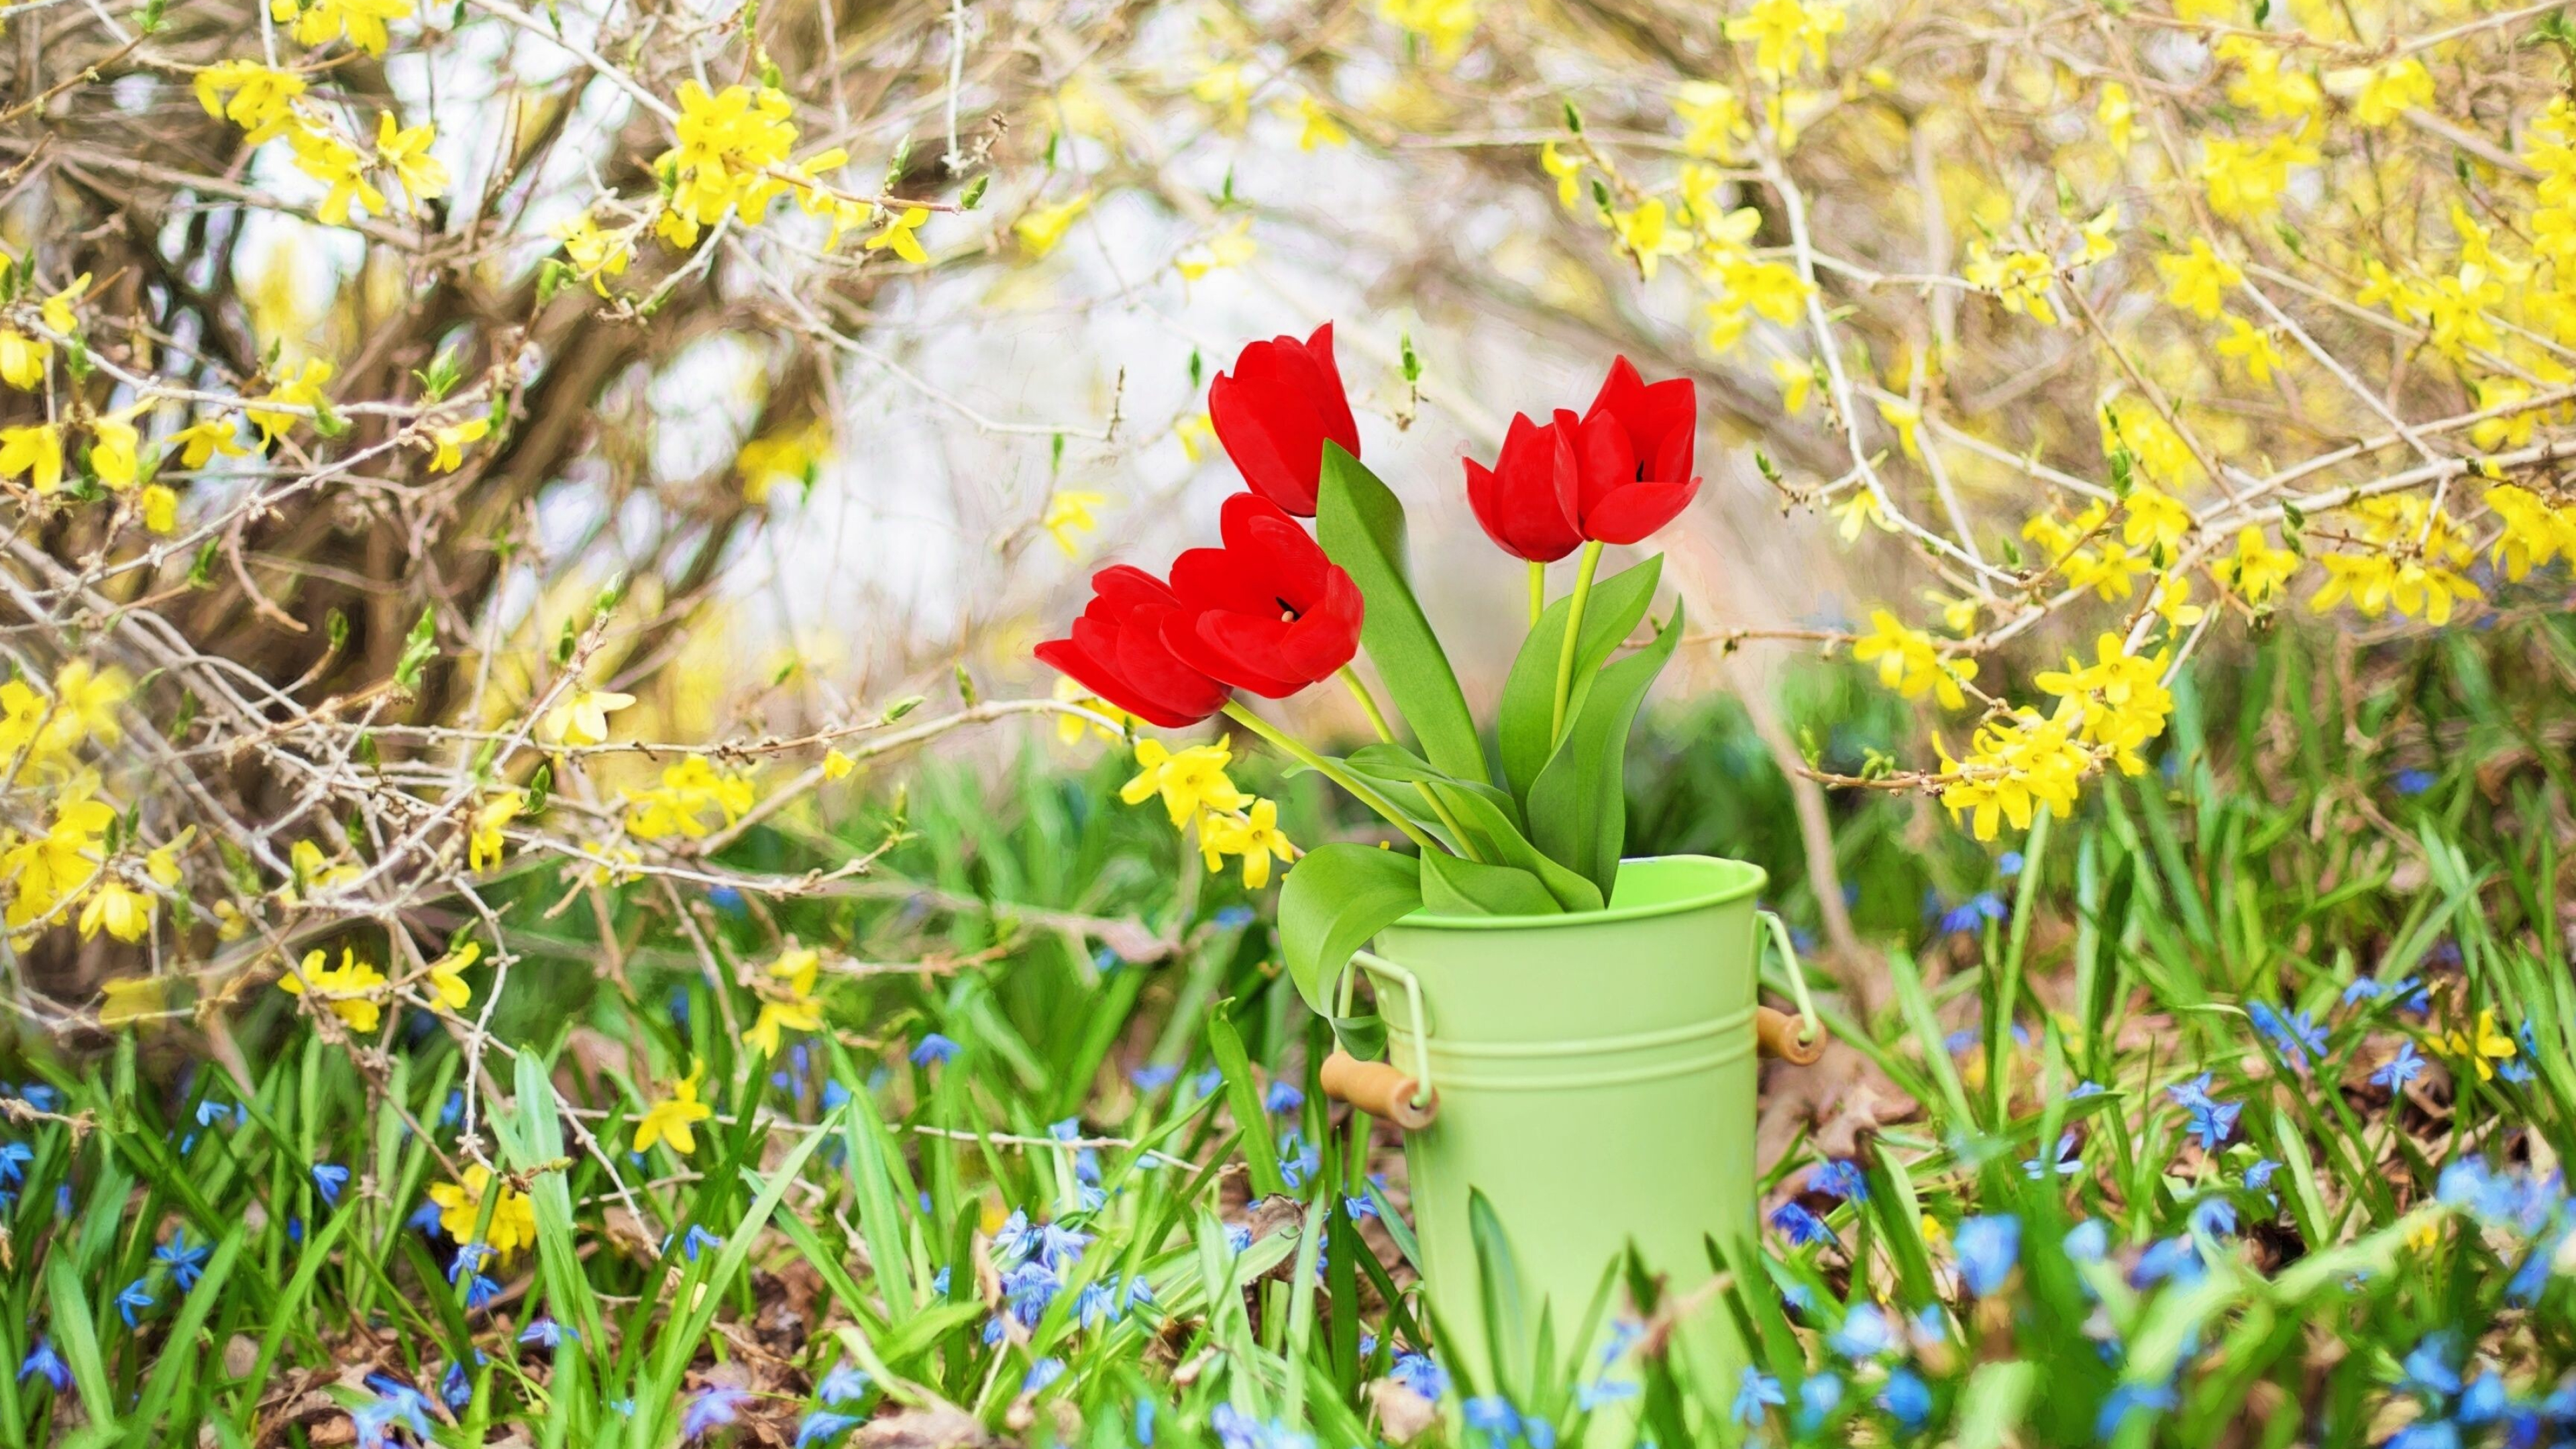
left=1037, top=324, right=1699, bottom=1036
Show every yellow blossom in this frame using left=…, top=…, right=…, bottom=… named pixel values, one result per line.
left=2217, top=36, right=2320, bottom=121
left=1191, top=63, right=1254, bottom=129
left=2483, top=484, right=2573, bottom=581
left=1770, top=356, right=1813, bottom=416
left=429, top=417, right=488, bottom=474
left=1937, top=697, right=2093, bottom=841
left=195, top=62, right=307, bottom=144
left=38, top=276, right=88, bottom=337
left=53, top=661, right=131, bottom=748
left=1831, top=489, right=1892, bottom=541
left=2217, top=314, right=2286, bottom=384
left=1876, top=397, right=1923, bottom=461
left=250, top=359, right=335, bottom=443
left=1053, top=676, right=1130, bottom=745
left=2198, top=133, right=2316, bottom=221
left=468, top=790, right=522, bottom=874
left=1963, top=241, right=2058, bottom=325
left=290, top=124, right=386, bottom=227
left=78, top=879, right=153, bottom=943
left=1013, top=191, right=1094, bottom=257
left=2121, top=486, right=2192, bottom=555
left=743, top=945, right=824, bottom=1057
left=0, top=424, right=64, bottom=494
left=2440, top=1008, right=2518, bottom=1081
left=1121, top=739, right=1247, bottom=827
left=428, top=1163, right=539, bottom=1257
left=1290, top=95, right=1350, bottom=150
left=1613, top=199, right=1692, bottom=280
left=822, top=749, right=855, bottom=781
left=0, top=328, right=48, bottom=390
left=624, top=756, right=755, bottom=839
left=541, top=689, right=636, bottom=748
left=634, top=1060, right=716, bottom=1155
left=2156, top=239, right=2243, bottom=321
left=1539, top=142, right=1584, bottom=209
left=85, top=407, right=145, bottom=491
left=168, top=414, right=251, bottom=469
left=1377, top=0, right=1480, bottom=60
left=1851, top=609, right=1978, bottom=709
left=279, top=948, right=388, bottom=1033
left=2035, top=634, right=2175, bottom=775
left=1675, top=83, right=1749, bottom=161
left=270, top=0, right=407, bottom=54
left=374, top=112, right=447, bottom=206
left=865, top=206, right=930, bottom=265
left=1724, top=0, right=1845, bottom=79
left=2098, top=82, right=2133, bottom=156
left=1178, top=219, right=1257, bottom=280
left=553, top=212, right=635, bottom=296
left=1042, top=490, right=1108, bottom=556
left=737, top=423, right=828, bottom=503
left=2347, top=58, right=2433, bottom=127
left=425, top=941, right=478, bottom=1010
left=1, top=780, right=113, bottom=930
left=1204, top=798, right=1297, bottom=888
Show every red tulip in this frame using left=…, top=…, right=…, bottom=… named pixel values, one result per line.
left=1161, top=493, right=1364, bottom=696
left=1036, top=566, right=1232, bottom=727
left=1464, top=409, right=1587, bottom=562
left=1462, top=358, right=1703, bottom=559
left=1208, top=322, right=1362, bottom=517
left=1570, top=357, right=1701, bottom=544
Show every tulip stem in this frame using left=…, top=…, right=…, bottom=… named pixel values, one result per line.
left=1339, top=666, right=1483, bottom=863
left=1548, top=540, right=1605, bottom=744
left=1222, top=701, right=1442, bottom=855
left=1337, top=666, right=1396, bottom=745
left=1526, top=561, right=1546, bottom=628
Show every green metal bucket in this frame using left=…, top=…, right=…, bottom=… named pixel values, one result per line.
left=1353, top=855, right=1808, bottom=1419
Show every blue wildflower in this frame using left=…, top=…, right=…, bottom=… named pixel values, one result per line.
left=518, top=1318, right=566, bottom=1348
left=1943, top=1028, right=1980, bottom=1055
left=1130, top=1064, right=1179, bottom=1089
left=1770, top=1200, right=1835, bottom=1246
left=707, top=885, right=745, bottom=914
left=1278, top=1131, right=1319, bottom=1191
left=1076, top=1280, right=1118, bottom=1328
left=2247, top=1002, right=2330, bottom=1072
left=1391, top=1340, right=1452, bottom=1402
left=2190, top=1196, right=2239, bottom=1237
left=311, top=1163, right=350, bottom=1208
left=1022, top=1357, right=1066, bottom=1393
left=1214, top=904, right=1255, bottom=928
left=2244, top=1158, right=2281, bottom=1192
left=447, top=1241, right=492, bottom=1283
left=2186, top=1097, right=2243, bottom=1151
left=1799, top=1371, right=1845, bottom=1432
left=439, top=1090, right=465, bottom=1128
left=407, top=1198, right=446, bottom=1238
left=1577, top=1379, right=1640, bottom=1411
left=2096, top=1383, right=2178, bottom=1438
left=1733, top=1368, right=1786, bottom=1427
left=17, top=1336, right=66, bottom=1391
left=909, top=1034, right=960, bottom=1067
left=2402, top=1334, right=2464, bottom=1398
left=1829, top=1303, right=1896, bottom=1358
left=2388, top=1422, right=2462, bottom=1449
left=115, top=1278, right=152, bottom=1326
left=2167, top=1072, right=2219, bottom=1111
left=156, top=1229, right=210, bottom=1291
left=683, top=1225, right=724, bottom=1260
left=1225, top=1223, right=1253, bottom=1254
left=1464, top=1396, right=1521, bottom=1440
left=1811, top=1159, right=1868, bottom=1202
left=1955, top=1215, right=2021, bottom=1295
left=2071, top=1079, right=2109, bottom=1097
left=1263, top=1081, right=1305, bottom=1115
left=1134, top=1398, right=1157, bottom=1446
left=818, top=1364, right=871, bottom=1403
left=682, top=1387, right=749, bottom=1440
left=2461, top=1374, right=2509, bottom=1426
left=930, top=1265, right=951, bottom=1295
left=2023, top=1132, right=2082, bottom=1179
left=796, top=1411, right=861, bottom=1447
left=1878, top=1368, right=1931, bottom=1429
left=464, top=1274, right=502, bottom=1310
left=0, top=1141, right=30, bottom=1186
left=2394, top=767, right=2437, bottom=796
left=439, top=1353, right=484, bottom=1409
left=1999, top=850, right=2025, bottom=875
left=1189, top=1068, right=1224, bottom=1097
left=2132, top=1236, right=2206, bottom=1289
left=1939, top=892, right=2008, bottom=936
left=1912, top=1304, right=1947, bottom=1341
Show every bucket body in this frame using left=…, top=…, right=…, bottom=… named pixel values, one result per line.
left=1367, top=854, right=1767, bottom=1412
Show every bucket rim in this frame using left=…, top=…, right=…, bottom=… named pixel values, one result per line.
left=1389, top=853, right=1768, bottom=932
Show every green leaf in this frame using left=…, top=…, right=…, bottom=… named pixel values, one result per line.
left=45, top=1256, right=115, bottom=1430
left=1314, top=445, right=1487, bottom=786
left=1523, top=601, right=1682, bottom=899
left=1278, top=841, right=1420, bottom=1017
left=1419, top=846, right=1561, bottom=916
left=1424, top=782, right=1603, bottom=914
left=1206, top=1000, right=1285, bottom=1197
left=1498, top=555, right=1662, bottom=805
left=393, top=606, right=438, bottom=690
left=502, top=1053, right=607, bottom=1356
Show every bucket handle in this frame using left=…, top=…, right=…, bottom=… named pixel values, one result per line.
left=1755, top=910, right=1825, bottom=1065
left=1313, top=950, right=1436, bottom=1126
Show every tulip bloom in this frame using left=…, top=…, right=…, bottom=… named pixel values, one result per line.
left=1036, top=566, right=1232, bottom=727
left=1208, top=322, right=1362, bottom=516
left=1162, top=492, right=1364, bottom=696
left=1464, top=358, right=1702, bottom=559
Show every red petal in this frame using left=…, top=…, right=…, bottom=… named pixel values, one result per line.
left=1580, top=476, right=1702, bottom=545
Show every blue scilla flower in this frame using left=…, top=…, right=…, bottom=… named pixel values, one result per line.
left=2387, top=1421, right=2462, bottom=1449
left=1134, top=1399, right=1157, bottom=1446
left=2132, top=1236, right=2206, bottom=1289
left=464, top=1274, right=502, bottom=1310
left=1829, top=1303, right=1895, bottom=1358
left=2190, top=1196, right=2239, bottom=1237
left=817, top=1363, right=871, bottom=1403
left=447, top=1242, right=493, bottom=1284
left=1998, top=850, right=2025, bottom=876
left=1278, top=1131, right=1320, bottom=1191
left=2247, top=1002, right=2330, bottom=1073
left=1225, top=1223, right=1253, bottom=1254
left=2460, top=1373, right=2510, bottom=1426
left=2402, top=1334, right=2465, bottom=1398
left=2186, top=1097, right=2243, bottom=1152
left=1263, top=1081, right=1304, bottom=1115
left=1578, top=1379, right=1640, bottom=1411
left=796, top=1411, right=861, bottom=1447
left=1878, top=1367, right=1931, bottom=1429
left=1130, top=1064, right=1179, bottom=1089
left=1463, top=1396, right=1520, bottom=1440
left=194, top=1099, right=241, bottom=1130
left=156, top=1229, right=210, bottom=1290
left=1214, top=905, right=1256, bottom=929
left=17, top=1336, right=66, bottom=1391
left=407, top=1198, right=446, bottom=1238
left=1189, top=1067, right=1225, bottom=1097
left=1770, top=1200, right=1835, bottom=1247
left=683, top=1387, right=749, bottom=1440
left=2394, top=767, right=2437, bottom=796
left=707, top=885, right=746, bottom=915
left=1939, top=892, right=2007, bottom=936
left=1022, top=1356, right=1066, bottom=1393
left=2096, top=1383, right=2178, bottom=1438
left=439, top=1090, right=466, bottom=1129
left=312, top=1162, right=350, bottom=1208
left=930, top=1265, right=951, bottom=1295
left=909, top=1034, right=960, bottom=1067
left=2167, top=1071, right=2219, bottom=1111
left=0, top=1140, right=31, bottom=1186
left=821, top=1080, right=851, bottom=1110
left=1799, top=1371, right=1845, bottom=1432
left=1733, top=1368, right=1786, bottom=1427
left=115, top=1278, right=153, bottom=1326
left=518, top=1317, right=567, bottom=1348
left=2244, top=1157, right=2281, bottom=1191
left=1955, top=1215, right=2021, bottom=1295
left=2024, top=1132, right=2082, bottom=1179
left=1810, top=1159, right=1868, bottom=1202
left=1076, top=1280, right=1118, bottom=1328
left=1391, top=1351, right=1448, bottom=1401
left=2374, top=1040, right=2427, bottom=1089
left=683, top=1225, right=724, bottom=1260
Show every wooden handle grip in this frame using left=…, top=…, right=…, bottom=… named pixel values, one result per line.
left=1320, top=1051, right=1438, bottom=1130
left=1756, top=1006, right=1825, bottom=1065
